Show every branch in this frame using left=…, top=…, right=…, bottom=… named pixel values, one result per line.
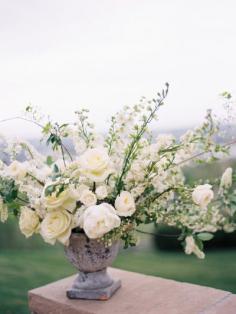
left=115, top=84, right=169, bottom=195
left=135, top=228, right=180, bottom=238
left=176, top=138, right=236, bottom=167
left=0, top=116, right=73, bottom=163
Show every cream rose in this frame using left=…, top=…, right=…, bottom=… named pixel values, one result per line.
left=19, top=207, right=40, bottom=238
left=79, top=190, right=97, bottom=207
left=80, top=203, right=121, bottom=239
left=220, top=167, right=233, bottom=189
left=185, top=236, right=205, bottom=259
left=43, top=184, right=78, bottom=213
left=7, top=160, right=27, bottom=180
left=79, top=148, right=113, bottom=182
left=115, top=191, right=136, bottom=217
left=192, top=184, right=214, bottom=209
left=40, top=209, right=73, bottom=245
left=95, top=185, right=108, bottom=200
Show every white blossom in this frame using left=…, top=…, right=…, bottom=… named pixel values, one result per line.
left=115, top=191, right=136, bottom=217
left=220, top=167, right=233, bottom=189
left=185, top=236, right=205, bottom=259
left=192, top=184, right=214, bottom=209
left=79, top=203, right=121, bottom=239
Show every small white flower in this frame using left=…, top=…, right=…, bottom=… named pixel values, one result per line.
left=131, top=185, right=145, bottom=199
left=220, top=167, right=233, bottom=189
left=0, top=160, right=5, bottom=170
left=19, top=207, right=40, bottom=238
left=80, top=203, right=121, bottom=239
left=151, top=171, right=168, bottom=193
left=76, top=184, right=90, bottom=195
left=95, top=185, right=108, bottom=200
left=33, top=198, right=47, bottom=219
left=0, top=197, right=8, bottom=223
left=115, top=191, right=136, bottom=217
left=156, top=134, right=175, bottom=151
left=185, top=236, right=205, bottom=259
left=7, top=160, right=27, bottom=180
left=74, top=138, right=87, bottom=154
left=192, top=184, right=214, bottom=209
left=40, top=209, right=73, bottom=245
left=79, top=190, right=97, bottom=207
left=223, top=224, right=235, bottom=233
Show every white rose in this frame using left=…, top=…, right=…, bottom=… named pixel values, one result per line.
left=19, top=207, right=40, bottom=238
left=220, top=167, right=233, bottom=189
left=0, top=197, right=8, bottom=223
left=40, top=209, right=73, bottom=245
left=185, top=236, right=205, bottom=259
left=80, top=203, right=121, bottom=239
left=79, top=190, right=97, bottom=207
left=79, top=148, right=113, bottom=182
left=95, top=185, right=108, bottom=200
left=7, top=160, right=27, bottom=180
left=43, top=184, right=78, bottom=213
left=115, top=191, right=136, bottom=217
left=192, top=184, right=214, bottom=209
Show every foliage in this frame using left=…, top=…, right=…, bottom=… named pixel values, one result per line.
left=0, top=84, right=236, bottom=258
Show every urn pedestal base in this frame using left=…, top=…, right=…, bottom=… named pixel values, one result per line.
left=66, top=268, right=121, bottom=300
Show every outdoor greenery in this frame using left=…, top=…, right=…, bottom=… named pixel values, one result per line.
left=0, top=158, right=236, bottom=314
left=0, top=219, right=236, bottom=314
left=0, top=94, right=235, bottom=313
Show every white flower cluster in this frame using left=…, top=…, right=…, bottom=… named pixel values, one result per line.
left=0, top=87, right=235, bottom=258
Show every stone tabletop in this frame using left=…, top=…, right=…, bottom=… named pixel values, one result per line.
left=28, top=267, right=236, bottom=314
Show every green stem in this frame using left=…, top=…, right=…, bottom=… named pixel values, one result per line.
left=27, top=173, right=44, bottom=186
left=115, top=84, right=169, bottom=195
left=135, top=228, right=180, bottom=238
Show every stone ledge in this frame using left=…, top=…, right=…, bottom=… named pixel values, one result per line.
left=202, top=295, right=236, bottom=314
left=28, top=268, right=236, bottom=314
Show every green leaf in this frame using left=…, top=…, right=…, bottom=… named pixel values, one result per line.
left=220, top=91, right=232, bottom=99
left=25, top=105, right=32, bottom=112
left=53, top=164, right=60, bottom=173
left=56, top=185, right=65, bottom=197
left=230, top=195, right=236, bottom=203
left=43, top=122, right=52, bottom=134
left=197, top=232, right=214, bottom=241
left=46, top=155, right=54, bottom=166
left=59, top=123, right=69, bottom=129
left=44, top=185, right=55, bottom=197
left=194, top=237, right=204, bottom=250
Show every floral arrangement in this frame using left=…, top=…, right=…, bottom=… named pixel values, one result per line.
left=0, top=84, right=236, bottom=259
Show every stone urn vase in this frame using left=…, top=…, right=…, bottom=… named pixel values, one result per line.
left=64, top=233, right=121, bottom=300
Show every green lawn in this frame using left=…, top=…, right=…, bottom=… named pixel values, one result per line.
left=0, top=245, right=236, bottom=314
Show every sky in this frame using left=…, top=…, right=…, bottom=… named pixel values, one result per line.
left=0, top=0, right=236, bottom=137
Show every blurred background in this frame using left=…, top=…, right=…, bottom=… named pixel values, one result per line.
left=0, top=1, right=236, bottom=313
